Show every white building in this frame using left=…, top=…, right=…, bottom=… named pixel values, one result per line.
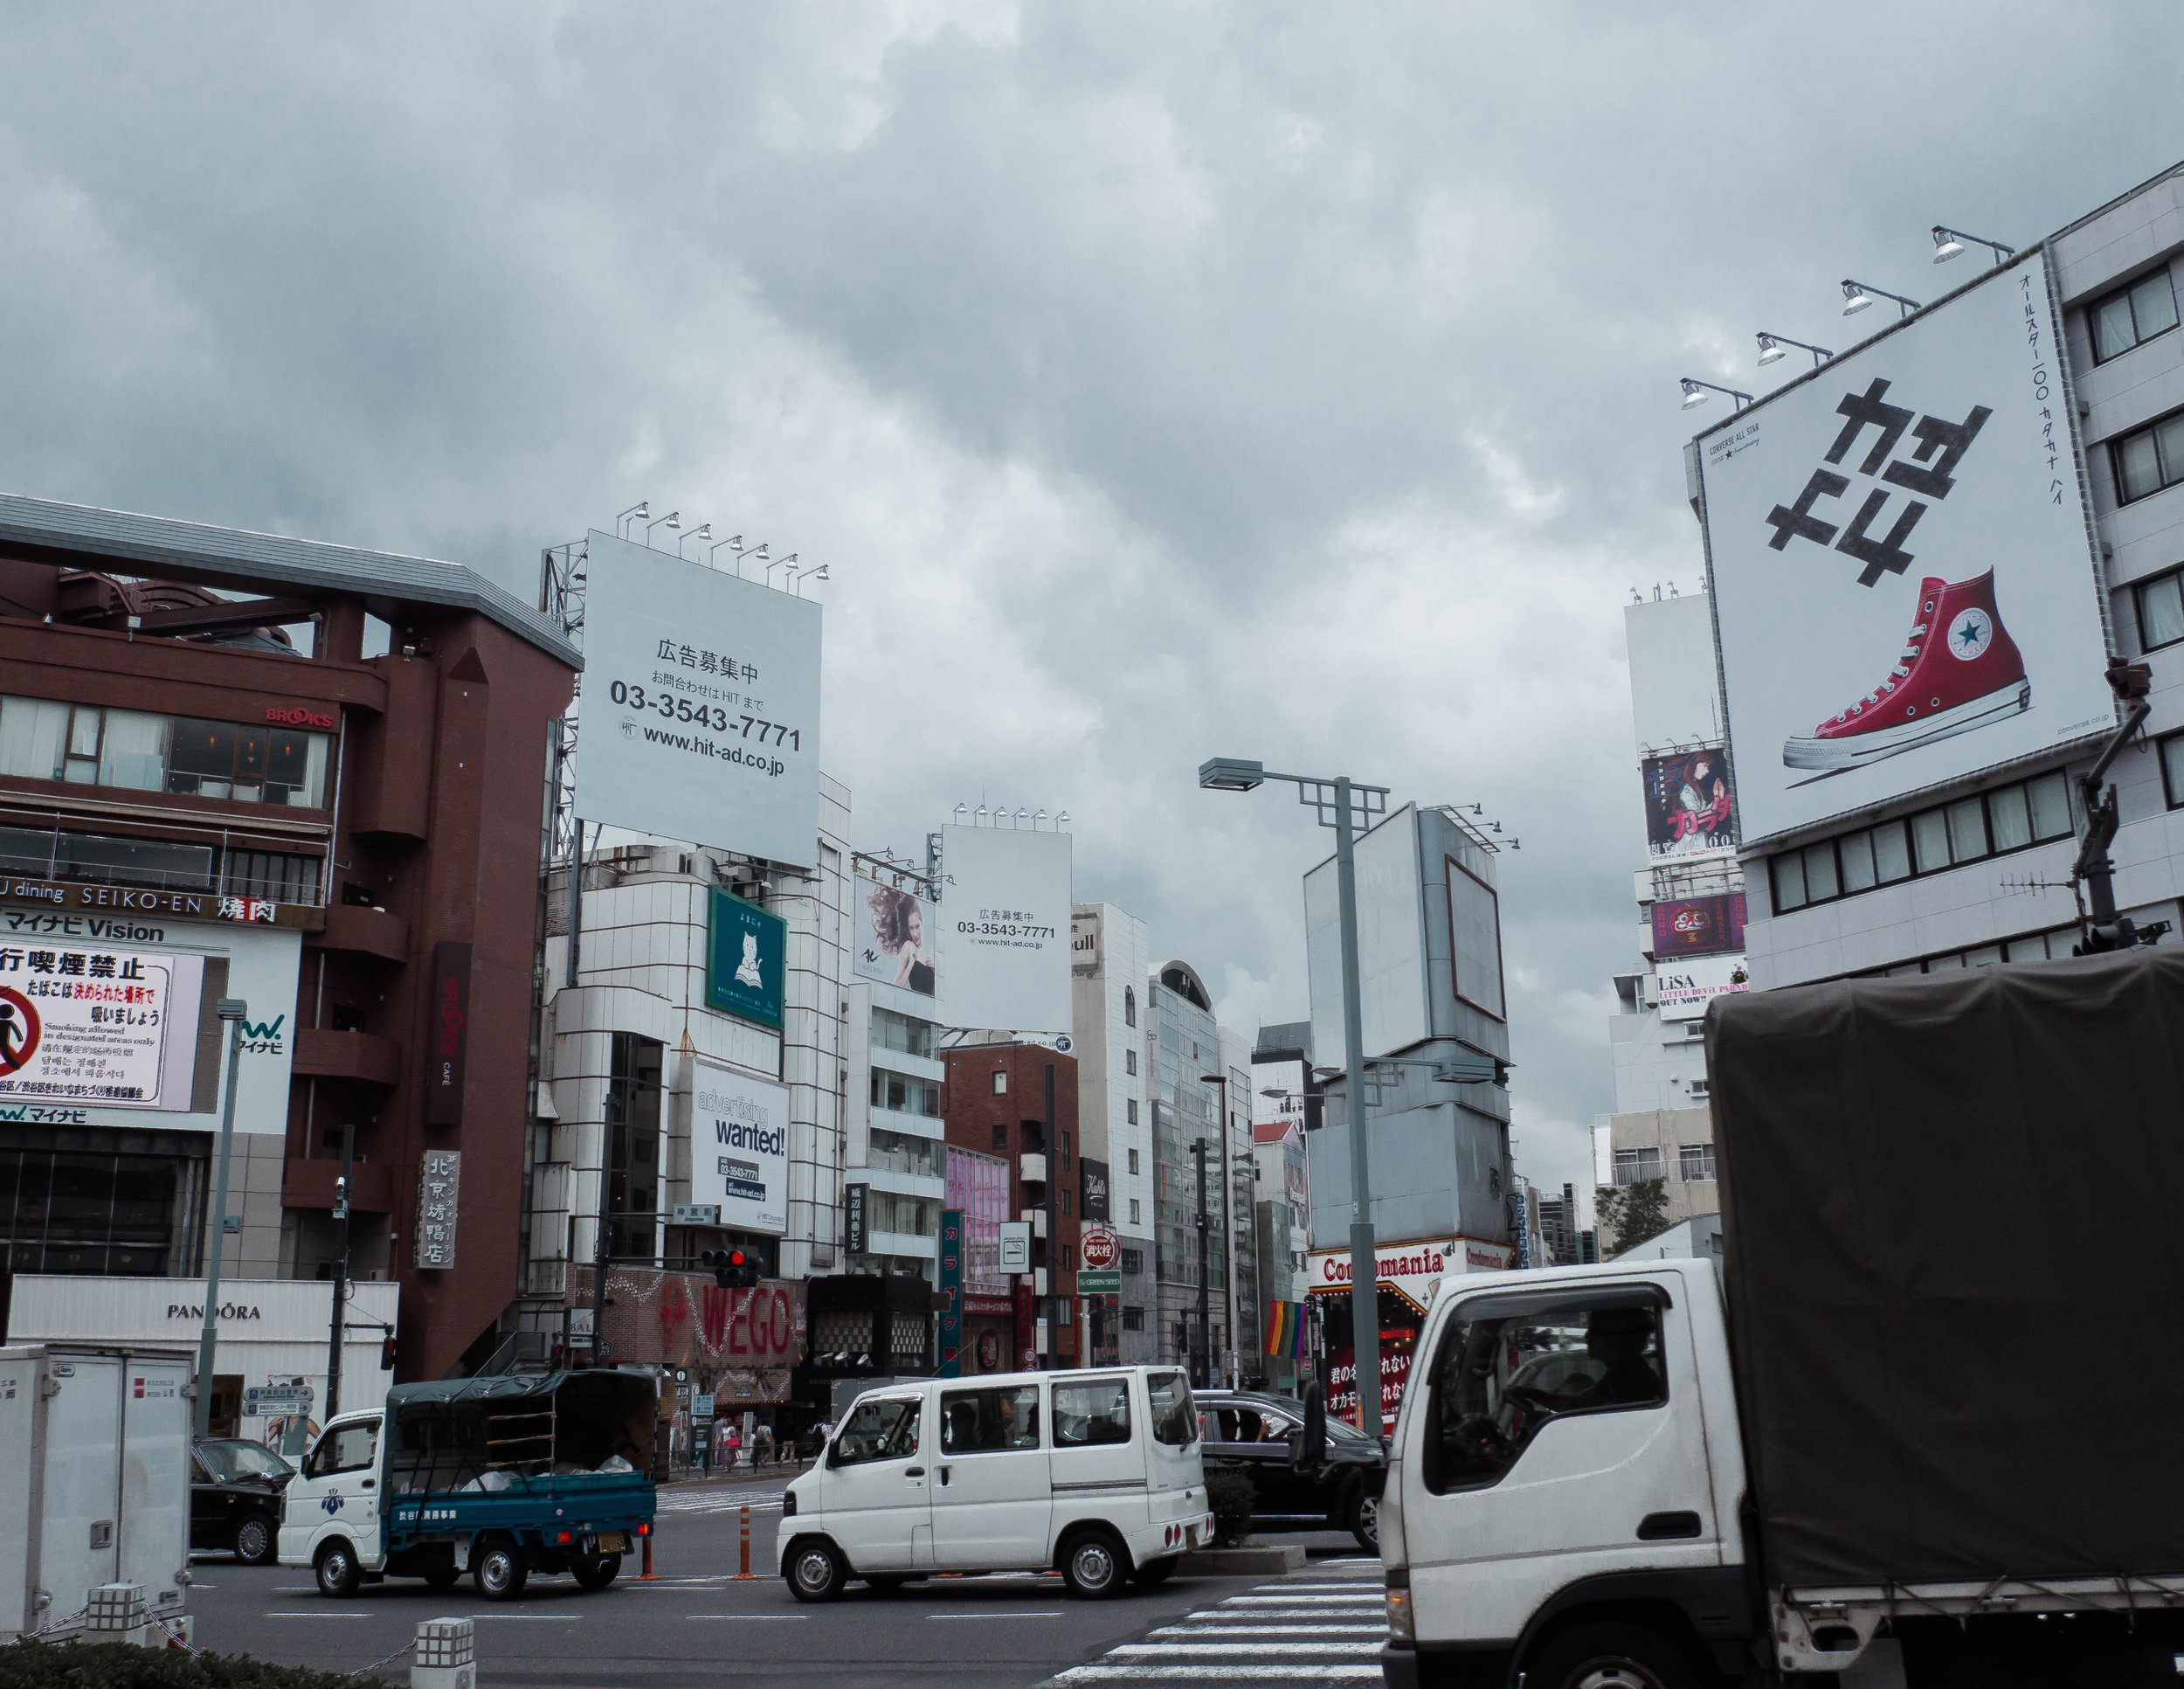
left=841, top=970, right=948, bottom=1281
left=1070, top=903, right=1154, bottom=1362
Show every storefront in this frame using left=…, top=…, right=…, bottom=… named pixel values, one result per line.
left=5, top=1271, right=398, bottom=1449
left=1307, top=1236, right=1512, bottom=1431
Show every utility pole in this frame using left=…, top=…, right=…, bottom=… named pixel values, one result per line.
left=1044, top=1063, right=1060, bottom=1368
left=324, top=1120, right=355, bottom=1418
left=1192, top=1137, right=1210, bottom=1388
left=194, top=999, right=249, bottom=1439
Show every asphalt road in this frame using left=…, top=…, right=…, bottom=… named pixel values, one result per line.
left=185, top=1478, right=1382, bottom=1689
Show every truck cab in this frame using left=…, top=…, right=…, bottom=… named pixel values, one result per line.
left=1379, top=1257, right=1752, bottom=1689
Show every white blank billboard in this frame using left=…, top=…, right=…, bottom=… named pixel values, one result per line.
left=1697, top=253, right=2112, bottom=844
left=939, top=825, right=1072, bottom=1034
left=578, top=529, right=823, bottom=867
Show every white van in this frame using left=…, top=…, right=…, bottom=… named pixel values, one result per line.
left=778, top=1366, right=1213, bottom=1601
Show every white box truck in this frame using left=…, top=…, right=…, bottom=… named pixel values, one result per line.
left=1378, top=948, right=2184, bottom=1688
left=0, top=1345, right=195, bottom=1640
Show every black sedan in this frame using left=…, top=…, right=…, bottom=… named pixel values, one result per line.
left=191, top=1438, right=294, bottom=1564
left=1196, top=1390, right=1386, bottom=1552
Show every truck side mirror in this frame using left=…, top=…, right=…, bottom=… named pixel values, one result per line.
left=1296, top=1380, right=1327, bottom=1472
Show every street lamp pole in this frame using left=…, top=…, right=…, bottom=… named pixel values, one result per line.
left=195, top=998, right=249, bottom=1438
left=1198, top=758, right=1389, bottom=1434
left=1192, top=1138, right=1210, bottom=1388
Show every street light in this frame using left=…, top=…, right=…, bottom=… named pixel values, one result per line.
left=1756, top=332, right=1833, bottom=369
left=1199, top=1069, right=1241, bottom=1389
left=194, top=998, right=249, bottom=1438
left=1191, top=1136, right=1211, bottom=1389
left=1678, top=378, right=1752, bottom=412
left=1841, top=279, right=1920, bottom=319
left=1198, top=756, right=1389, bottom=1433
left=1931, top=224, right=2014, bottom=266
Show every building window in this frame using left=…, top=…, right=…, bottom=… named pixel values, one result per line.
left=1128, top=1201, right=1142, bottom=1228
left=2091, top=266, right=2180, bottom=363
left=1772, top=770, right=2073, bottom=914
left=991, top=1069, right=1007, bottom=1095
left=1858, top=925, right=2078, bottom=976
left=0, top=696, right=332, bottom=807
left=1678, top=1144, right=1717, bottom=1183
left=871, top=1068, right=940, bottom=1117
left=1125, top=1049, right=1137, bottom=1076
left=1124, top=986, right=1136, bottom=1028
left=1613, top=1146, right=1663, bottom=1187
left=1061, top=1189, right=1072, bottom=1215
left=2162, top=730, right=2184, bottom=809
left=2111, top=409, right=2184, bottom=505
left=1059, top=1131, right=1070, bottom=1169
left=2135, top=565, right=2184, bottom=653
left=871, top=1008, right=936, bottom=1059
left=992, top=1122, right=1007, bottom=1152
left=867, top=1190, right=938, bottom=1237
left=1127, top=1147, right=1140, bottom=1174
left=605, top=1032, right=665, bottom=1261
left=867, top=1126, right=942, bottom=1179
left=1122, top=1305, right=1145, bottom=1332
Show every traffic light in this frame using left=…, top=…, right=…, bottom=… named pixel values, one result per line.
left=702, top=1248, right=759, bottom=1289
left=379, top=1333, right=397, bottom=1371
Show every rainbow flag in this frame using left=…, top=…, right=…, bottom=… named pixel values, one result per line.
left=1263, top=1299, right=1309, bottom=1360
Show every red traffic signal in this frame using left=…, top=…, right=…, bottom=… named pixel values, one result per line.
left=379, top=1334, right=397, bottom=1371
left=702, top=1248, right=759, bottom=1289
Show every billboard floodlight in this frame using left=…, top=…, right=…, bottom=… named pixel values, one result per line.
left=1198, top=757, right=1266, bottom=792
left=1679, top=377, right=1752, bottom=412
left=1842, top=280, right=1920, bottom=320
left=1755, top=332, right=1832, bottom=370
left=1931, top=225, right=2013, bottom=266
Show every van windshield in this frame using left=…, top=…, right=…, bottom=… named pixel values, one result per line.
left=1147, top=1371, right=1196, bottom=1446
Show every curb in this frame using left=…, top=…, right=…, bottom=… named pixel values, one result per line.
left=1177, top=1543, right=1307, bottom=1575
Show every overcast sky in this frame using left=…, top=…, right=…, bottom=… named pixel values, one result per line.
left=3, top=4, right=2178, bottom=1200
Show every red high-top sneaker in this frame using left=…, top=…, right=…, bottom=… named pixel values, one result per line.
left=1783, top=571, right=2029, bottom=770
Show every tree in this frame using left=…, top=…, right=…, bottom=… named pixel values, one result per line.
left=1594, top=1177, right=1671, bottom=1258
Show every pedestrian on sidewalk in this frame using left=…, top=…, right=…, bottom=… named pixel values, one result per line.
left=751, top=1422, right=774, bottom=1469
left=721, top=1424, right=741, bottom=1470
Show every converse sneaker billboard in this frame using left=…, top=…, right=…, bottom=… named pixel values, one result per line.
left=1783, top=571, right=2029, bottom=770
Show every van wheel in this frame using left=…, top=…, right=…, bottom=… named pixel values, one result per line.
left=787, top=1540, right=847, bottom=1602
left=233, top=1514, right=277, bottom=1566
left=1060, top=1529, right=1129, bottom=1599
left=314, top=1540, right=361, bottom=1599
left=1346, top=1487, right=1380, bottom=1554
left=1130, top=1555, right=1178, bottom=1589
left=1527, top=1622, right=1701, bottom=1689
left=473, top=1539, right=529, bottom=1602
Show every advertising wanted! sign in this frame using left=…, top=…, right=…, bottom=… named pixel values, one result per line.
left=690, top=1057, right=791, bottom=1236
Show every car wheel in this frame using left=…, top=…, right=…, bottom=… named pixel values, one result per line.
left=233, top=1514, right=277, bottom=1566
left=314, top=1540, right=361, bottom=1600
left=785, top=1539, right=847, bottom=1603
left=473, top=1539, right=529, bottom=1602
left=1130, top=1555, right=1178, bottom=1589
left=1060, top=1529, right=1128, bottom=1599
left=571, top=1553, right=621, bottom=1590
left=1527, top=1621, right=1703, bottom=1689
left=1347, top=1487, right=1380, bottom=1554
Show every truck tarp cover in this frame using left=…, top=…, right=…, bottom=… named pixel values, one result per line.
left=1707, top=948, right=2184, bottom=1589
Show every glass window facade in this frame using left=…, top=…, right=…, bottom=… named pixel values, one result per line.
left=0, top=696, right=331, bottom=807
left=945, top=1146, right=1009, bottom=1295
left=605, top=1032, right=664, bottom=1261
left=0, top=1132, right=206, bottom=1277
left=1773, top=771, right=2075, bottom=914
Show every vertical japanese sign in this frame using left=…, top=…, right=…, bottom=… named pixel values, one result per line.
left=414, top=1150, right=461, bottom=1269
left=1698, top=253, right=2113, bottom=841
left=422, top=941, right=470, bottom=1125
left=843, top=1183, right=869, bottom=1255
left=938, top=1208, right=964, bottom=1378
left=577, top=529, right=824, bottom=868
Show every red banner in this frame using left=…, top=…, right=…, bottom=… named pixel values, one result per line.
left=567, top=1266, right=805, bottom=1402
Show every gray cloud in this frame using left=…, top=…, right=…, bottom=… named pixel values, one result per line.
left=2, top=2, right=2178, bottom=1199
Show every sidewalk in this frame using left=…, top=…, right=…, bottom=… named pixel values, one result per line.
left=660, top=1458, right=815, bottom=1486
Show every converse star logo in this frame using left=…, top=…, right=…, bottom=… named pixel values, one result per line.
left=1947, top=607, right=1993, bottom=660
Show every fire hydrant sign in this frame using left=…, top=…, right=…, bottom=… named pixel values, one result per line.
left=0, top=945, right=203, bottom=1109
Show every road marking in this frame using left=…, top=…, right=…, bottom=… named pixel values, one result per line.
left=1054, top=1668, right=1380, bottom=1681
left=686, top=1614, right=810, bottom=1621
left=928, top=1610, right=1066, bottom=1619
left=1109, top=1642, right=1384, bottom=1656
left=1218, top=1594, right=1386, bottom=1606
left=462, top=1613, right=584, bottom=1620
left=265, top=1612, right=373, bottom=1617
left=1150, top=1625, right=1386, bottom=1637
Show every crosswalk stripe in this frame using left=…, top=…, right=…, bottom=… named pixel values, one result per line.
left=1048, top=1660, right=1372, bottom=1669
left=1150, top=1625, right=1386, bottom=1637
left=1109, top=1642, right=1384, bottom=1656
left=1219, top=1594, right=1385, bottom=1606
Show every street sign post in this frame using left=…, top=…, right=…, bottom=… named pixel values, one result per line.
left=243, top=1384, right=314, bottom=1416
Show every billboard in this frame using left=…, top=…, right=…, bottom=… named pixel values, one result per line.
left=707, top=888, right=785, bottom=1030
left=1641, top=747, right=1738, bottom=861
left=853, top=872, right=937, bottom=999
left=689, top=1057, right=791, bottom=1235
left=1697, top=253, right=2112, bottom=842
left=1625, top=592, right=1724, bottom=755
left=0, top=944, right=204, bottom=1110
left=1655, top=952, right=1750, bottom=1021
left=1651, top=892, right=1747, bottom=959
left=937, top=825, right=1072, bottom=1034
left=578, top=528, right=823, bottom=867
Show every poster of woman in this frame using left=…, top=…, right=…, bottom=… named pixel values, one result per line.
left=854, top=872, right=938, bottom=997
left=1641, top=746, right=1738, bottom=859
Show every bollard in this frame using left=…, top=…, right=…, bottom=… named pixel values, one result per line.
left=86, top=1583, right=148, bottom=1648
left=413, top=1616, right=475, bottom=1689
left=639, top=1520, right=656, bottom=1581
left=736, top=1505, right=755, bottom=1580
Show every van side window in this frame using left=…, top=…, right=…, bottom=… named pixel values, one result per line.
left=1422, top=1289, right=1667, bottom=1494
left=833, top=1397, right=922, bottom=1467
left=308, top=1418, right=380, bottom=1478
left=1053, top=1379, right=1131, bottom=1446
left=1146, top=1371, right=1197, bottom=1446
left=940, top=1386, right=1041, bottom=1453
